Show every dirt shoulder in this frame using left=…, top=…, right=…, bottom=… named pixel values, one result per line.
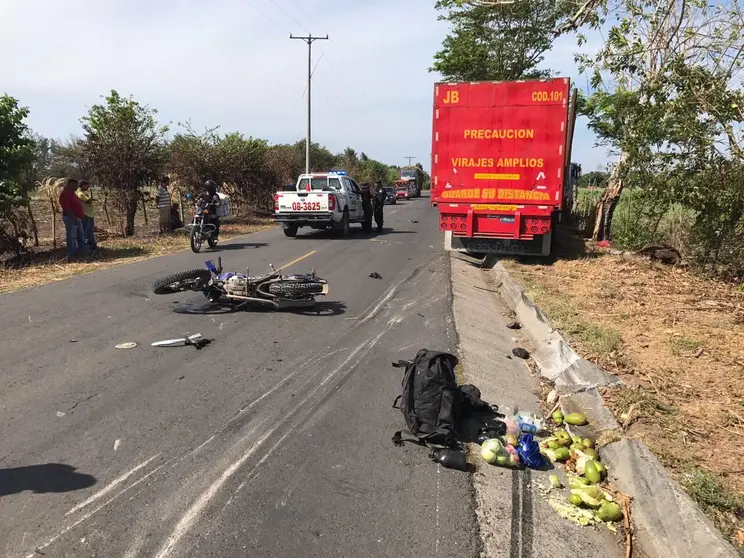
left=500, top=232, right=744, bottom=553
left=1, top=217, right=274, bottom=294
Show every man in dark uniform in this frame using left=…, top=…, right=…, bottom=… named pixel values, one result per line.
left=360, top=182, right=373, bottom=232
left=372, top=180, right=385, bottom=233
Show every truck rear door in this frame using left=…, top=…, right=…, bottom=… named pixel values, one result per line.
left=431, top=78, right=570, bottom=208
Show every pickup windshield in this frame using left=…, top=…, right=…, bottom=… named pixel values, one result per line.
left=297, top=177, right=342, bottom=191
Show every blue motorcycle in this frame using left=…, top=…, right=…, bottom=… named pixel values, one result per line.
left=152, top=257, right=328, bottom=310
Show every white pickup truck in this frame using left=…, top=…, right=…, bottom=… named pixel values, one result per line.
left=272, top=171, right=371, bottom=237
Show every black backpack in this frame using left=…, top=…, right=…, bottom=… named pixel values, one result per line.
left=392, top=349, right=462, bottom=447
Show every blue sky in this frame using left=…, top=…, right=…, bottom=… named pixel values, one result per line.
left=0, top=0, right=609, bottom=172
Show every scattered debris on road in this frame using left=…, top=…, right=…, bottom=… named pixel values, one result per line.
left=477, top=407, right=629, bottom=534
left=114, top=439, right=121, bottom=451
left=56, top=411, right=66, bottom=417
left=511, top=347, right=530, bottom=359
left=369, top=272, right=382, bottom=279
left=151, top=333, right=211, bottom=350
left=410, top=219, right=419, bottom=224
left=506, top=321, right=521, bottom=330
left=115, top=342, right=137, bottom=349
left=430, top=448, right=469, bottom=471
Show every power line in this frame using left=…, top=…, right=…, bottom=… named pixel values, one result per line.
left=239, top=0, right=287, bottom=31
left=290, top=34, right=329, bottom=174
left=288, top=0, right=324, bottom=29
left=301, top=53, right=325, bottom=97
left=268, top=0, right=311, bottom=33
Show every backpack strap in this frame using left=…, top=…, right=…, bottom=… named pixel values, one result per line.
left=392, top=426, right=461, bottom=448
left=392, top=431, right=427, bottom=447
left=392, top=360, right=411, bottom=369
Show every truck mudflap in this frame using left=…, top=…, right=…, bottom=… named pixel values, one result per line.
left=443, top=230, right=552, bottom=257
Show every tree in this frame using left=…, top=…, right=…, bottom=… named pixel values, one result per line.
left=577, top=170, right=609, bottom=188
left=81, top=90, right=167, bottom=236
left=0, top=95, right=35, bottom=255
left=431, top=0, right=574, bottom=81
left=577, top=0, right=744, bottom=270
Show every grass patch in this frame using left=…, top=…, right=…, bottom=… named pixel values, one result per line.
left=684, top=468, right=744, bottom=515
left=573, top=324, right=624, bottom=355
left=608, top=386, right=677, bottom=417
left=520, top=278, right=625, bottom=358
left=682, top=467, right=744, bottom=553
left=669, top=336, right=703, bottom=357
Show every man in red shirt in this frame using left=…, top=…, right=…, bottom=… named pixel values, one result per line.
left=59, top=178, right=87, bottom=257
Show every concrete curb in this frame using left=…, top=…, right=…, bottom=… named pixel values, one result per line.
left=488, top=261, right=739, bottom=558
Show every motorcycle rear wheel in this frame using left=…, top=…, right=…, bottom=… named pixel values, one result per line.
left=268, top=281, right=325, bottom=298
left=153, top=269, right=212, bottom=295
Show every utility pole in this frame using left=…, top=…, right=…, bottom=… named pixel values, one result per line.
left=404, top=156, right=416, bottom=166
left=290, top=33, right=329, bottom=174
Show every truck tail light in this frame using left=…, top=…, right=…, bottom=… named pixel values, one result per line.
left=523, top=217, right=551, bottom=234
left=273, top=194, right=279, bottom=212
left=328, top=194, right=337, bottom=211
left=439, top=214, right=466, bottom=230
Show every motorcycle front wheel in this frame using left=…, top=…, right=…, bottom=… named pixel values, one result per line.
left=190, top=227, right=203, bottom=253
left=207, top=236, right=218, bottom=249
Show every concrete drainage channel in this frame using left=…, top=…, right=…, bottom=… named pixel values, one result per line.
left=484, top=258, right=739, bottom=558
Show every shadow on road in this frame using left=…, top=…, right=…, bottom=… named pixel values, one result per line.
left=452, top=226, right=598, bottom=271
left=208, top=242, right=269, bottom=252
left=290, top=228, right=416, bottom=240
left=0, top=464, right=97, bottom=497
left=172, top=299, right=347, bottom=316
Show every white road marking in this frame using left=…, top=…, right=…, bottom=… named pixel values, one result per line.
left=435, top=464, right=441, bottom=556
left=156, top=322, right=396, bottom=557
left=65, top=454, right=159, bottom=516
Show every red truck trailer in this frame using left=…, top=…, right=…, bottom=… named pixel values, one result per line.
left=431, top=78, right=577, bottom=257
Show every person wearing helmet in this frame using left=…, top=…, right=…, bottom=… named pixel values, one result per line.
left=197, top=179, right=221, bottom=236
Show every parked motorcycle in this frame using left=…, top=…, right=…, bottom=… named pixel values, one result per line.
left=152, top=257, right=328, bottom=310
left=187, top=197, right=218, bottom=253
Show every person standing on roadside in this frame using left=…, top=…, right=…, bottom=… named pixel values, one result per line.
left=372, top=180, right=385, bottom=233
left=76, top=180, right=97, bottom=250
left=59, top=178, right=87, bottom=258
left=360, top=182, right=372, bottom=229
left=156, top=176, right=172, bottom=233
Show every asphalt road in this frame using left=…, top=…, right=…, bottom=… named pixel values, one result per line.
left=0, top=197, right=480, bottom=557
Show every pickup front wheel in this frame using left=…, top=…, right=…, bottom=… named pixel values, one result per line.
left=283, top=224, right=298, bottom=237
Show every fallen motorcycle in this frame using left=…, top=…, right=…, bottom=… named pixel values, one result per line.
left=152, top=257, right=328, bottom=310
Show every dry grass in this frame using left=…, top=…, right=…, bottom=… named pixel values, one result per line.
left=0, top=220, right=274, bottom=294
left=500, top=233, right=744, bottom=551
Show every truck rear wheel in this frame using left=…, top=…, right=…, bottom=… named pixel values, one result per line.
left=283, top=224, right=298, bottom=237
